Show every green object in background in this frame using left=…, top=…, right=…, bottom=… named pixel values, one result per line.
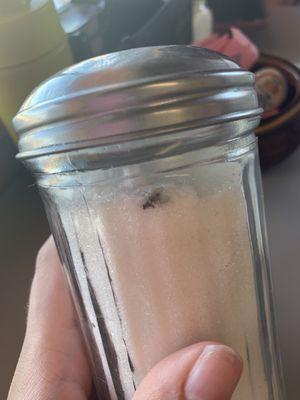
left=0, top=0, right=73, bottom=141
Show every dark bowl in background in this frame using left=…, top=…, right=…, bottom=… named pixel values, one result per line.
left=254, top=54, right=300, bottom=168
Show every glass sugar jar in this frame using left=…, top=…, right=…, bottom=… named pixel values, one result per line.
left=14, top=46, right=285, bottom=400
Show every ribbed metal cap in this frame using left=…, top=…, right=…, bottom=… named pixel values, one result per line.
left=14, top=45, right=261, bottom=163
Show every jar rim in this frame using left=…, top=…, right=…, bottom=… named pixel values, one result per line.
left=20, top=118, right=260, bottom=175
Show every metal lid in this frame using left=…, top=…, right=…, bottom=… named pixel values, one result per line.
left=14, top=45, right=261, bottom=162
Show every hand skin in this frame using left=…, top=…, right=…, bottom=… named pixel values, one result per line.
left=8, top=237, right=243, bottom=400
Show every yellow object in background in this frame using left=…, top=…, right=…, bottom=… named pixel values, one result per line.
left=0, top=0, right=73, bottom=141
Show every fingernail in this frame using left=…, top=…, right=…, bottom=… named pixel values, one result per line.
left=185, top=344, right=243, bottom=400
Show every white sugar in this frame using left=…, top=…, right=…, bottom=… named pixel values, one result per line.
left=93, top=185, right=268, bottom=399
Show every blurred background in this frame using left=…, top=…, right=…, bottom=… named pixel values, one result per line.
left=2, top=0, right=300, bottom=398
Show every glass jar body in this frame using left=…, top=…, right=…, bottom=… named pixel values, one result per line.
left=38, top=126, right=284, bottom=400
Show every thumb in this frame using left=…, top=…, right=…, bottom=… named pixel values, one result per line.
left=133, top=342, right=243, bottom=400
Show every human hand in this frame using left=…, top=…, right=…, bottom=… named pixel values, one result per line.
left=8, top=237, right=243, bottom=400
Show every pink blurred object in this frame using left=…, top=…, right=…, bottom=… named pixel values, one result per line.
left=193, top=27, right=260, bottom=70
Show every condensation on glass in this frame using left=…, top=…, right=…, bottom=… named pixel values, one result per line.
left=14, top=46, right=286, bottom=400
